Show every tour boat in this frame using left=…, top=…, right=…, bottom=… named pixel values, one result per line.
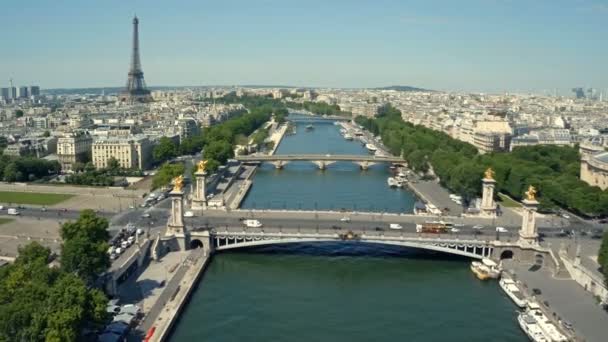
left=365, top=143, right=378, bottom=153
left=387, top=177, right=398, bottom=187
left=470, top=258, right=501, bottom=280
left=518, top=312, right=550, bottom=342
left=524, top=302, right=569, bottom=342
left=499, top=277, right=527, bottom=308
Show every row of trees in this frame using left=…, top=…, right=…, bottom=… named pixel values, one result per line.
left=356, top=105, right=608, bottom=217
left=0, top=210, right=110, bottom=341
left=152, top=97, right=283, bottom=173
left=0, top=155, right=61, bottom=182
left=65, top=158, right=143, bottom=186
left=152, top=162, right=185, bottom=189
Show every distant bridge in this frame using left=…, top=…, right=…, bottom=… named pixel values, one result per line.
left=289, top=115, right=352, bottom=122
left=236, top=154, right=406, bottom=170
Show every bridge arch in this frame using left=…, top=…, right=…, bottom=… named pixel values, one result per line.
left=190, top=239, right=204, bottom=249
left=500, top=250, right=514, bottom=260
left=212, top=236, right=489, bottom=259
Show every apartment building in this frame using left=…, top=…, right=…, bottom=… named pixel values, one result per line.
left=57, top=131, right=93, bottom=171
left=92, top=135, right=152, bottom=170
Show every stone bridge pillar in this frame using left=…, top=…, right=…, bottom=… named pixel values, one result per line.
left=357, top=161, right=374, bottom=170
left=272, top=161, right=286, bottom=169
left=518, top=196, right=539, bottom=246
left=165, top=188, right=189, bottom=251
left=191, top=170, right=207, bottom=210
left=480, top=173, right=497, bottom=217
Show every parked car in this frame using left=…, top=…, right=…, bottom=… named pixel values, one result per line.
left=340, top=217, right=351, bottom=222
left=184, top=211, right=194, bottom=217
left=450, top=227, right=461, bottom=233
left=142, top=213, right=151, bottom=218
left=473, top=224, right=484, bottom=230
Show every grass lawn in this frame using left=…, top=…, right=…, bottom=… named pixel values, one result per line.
left=0, top=191, right=74, bottom=205
left=497, top=193, right=521, bottom=208
left=0, top=218, right=13, bottom=225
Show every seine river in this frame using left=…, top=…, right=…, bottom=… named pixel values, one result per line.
left=240, top=118, right=417, bottom=213
left=169, top=117, right=526, bottom=341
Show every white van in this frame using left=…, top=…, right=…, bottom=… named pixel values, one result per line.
left=389, top=223, right=403, bottom=230
left=7, top=208, right=19, bottom=215
left=243, top=219, right=263, bottom=228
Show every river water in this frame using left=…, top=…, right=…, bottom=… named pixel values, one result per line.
left=240, top=118, right=417, bottom=213
left=169, top=117, right=527, bottom=341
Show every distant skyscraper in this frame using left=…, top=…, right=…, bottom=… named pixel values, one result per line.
left=7, top=87, right=17, bottom=100
left=120, top=16, right=152, bottom=103
left=17, top=86, right=28, bottom=98
left=28, top=86, right=40, bottom=97
left=0, top=88, right=8, bottom=100
left=572, top=87, right=585, bottom=99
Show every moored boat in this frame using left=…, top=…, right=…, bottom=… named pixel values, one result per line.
left=525, top=302, right=569, bottom=342
left=470, top=258, right=501, bottom=280
left=344, top=133, right=353, bottom=140
left=387, top=177, right=398, bottom=187
left=499, top=277, right=527, bottom=308
left=518, top=312, right=550, bottom=342
left=365, top=143, right=377, bottom=153
left=305, top=124, right=314, bottom=131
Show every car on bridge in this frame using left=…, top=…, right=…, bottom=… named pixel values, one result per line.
left=243, top=219, right=263, bottom=228
left=389, top=223, right=402, bottom=230
left=495, top=226, right=509, bottom=233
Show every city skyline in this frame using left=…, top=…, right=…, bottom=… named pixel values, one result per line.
left=1, top=0, right=607, bottom=93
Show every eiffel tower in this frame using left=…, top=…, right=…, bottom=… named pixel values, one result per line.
left=120, top=16, right=152, bottom=103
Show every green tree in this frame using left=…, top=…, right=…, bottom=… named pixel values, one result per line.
left=3, top=162, right=19, bottom=182
left=43, top=130, right=51, bottom=137
left=203, top=140, right=233, bottom=165
left=106, top=157, right=120, bottom=172
left=153, top=137, right=178, bottom=163
left=152, top=162, right=185, bottom=189
left=14, top=110, right=24, bottom=118
left=60, top=210, right=110, bottom=284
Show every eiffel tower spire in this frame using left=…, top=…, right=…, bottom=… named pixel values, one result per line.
left=120, top=15, right=152, bottom=103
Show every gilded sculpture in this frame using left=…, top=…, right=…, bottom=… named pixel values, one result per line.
left=484, top=167, right=495, bottom=180
left=172, top=175, right=184, bottom=192
left=525, top=185, right=537, bottom=201
left=197, top=160, right=208, bottom=173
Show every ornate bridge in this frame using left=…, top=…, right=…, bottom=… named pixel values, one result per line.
left=196, top=230, right=496, bottom=259
left=235, top=154, right=406, bottom=170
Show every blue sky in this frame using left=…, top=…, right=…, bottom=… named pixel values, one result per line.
left=1, top=0, right=607, bottom=92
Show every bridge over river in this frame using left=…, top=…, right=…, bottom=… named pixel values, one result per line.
left=236, top=154, right=406, bottom=169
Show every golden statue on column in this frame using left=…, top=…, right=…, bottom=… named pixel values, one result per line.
left=172, top=175, right=184, bottom=192
left=525, top=185, right=537, bottom=201
left=197, top=160, right=208, bottom=173
left=484, top=167, right=495, bottom=180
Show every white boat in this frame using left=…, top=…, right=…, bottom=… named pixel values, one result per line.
left=499, top=277, right=527, bottom=308
left=387, top=177, right=398, bottom=187
left=470, top=258, right=501, bottom=280
left=518, top=312, right=550, bottom=342
left=525, top=302, right=569, bottom=342
left=343, top=133, right=353, bottom=140
left=365, top=143, right=378, bottom=153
